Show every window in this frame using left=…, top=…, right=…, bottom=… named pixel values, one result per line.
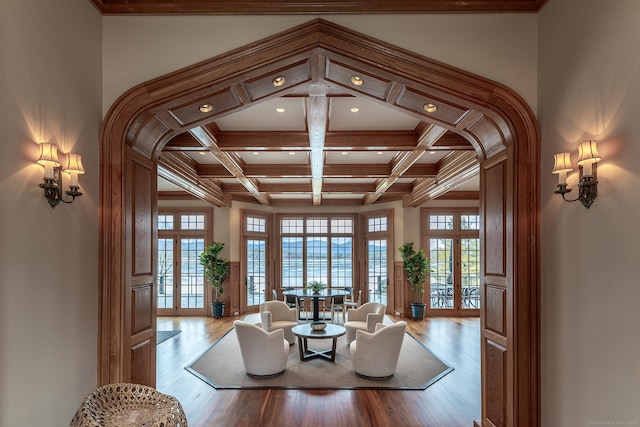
left=278, top=215, right=354, bottom=288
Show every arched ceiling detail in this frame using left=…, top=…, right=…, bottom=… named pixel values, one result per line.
left=104, top=19, right=536, bottom=207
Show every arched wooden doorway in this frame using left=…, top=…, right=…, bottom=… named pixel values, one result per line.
left=98, top=19, right=539, bottom=426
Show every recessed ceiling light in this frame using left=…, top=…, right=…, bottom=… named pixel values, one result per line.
left=289, top=152, right=296, bottom=155
left=252, top=152, right=259, bottom=155
left=199, top=104, right=213, bottom=113
left=350, top=76, right=364, bottom=86
left=377, top=151, right=383, bottom=155
left=429, top=151, right=437, bottom=155
left=276, top=107, right=285, bottom=113
left=198, top=151, right=207, bottom=155
left=341, top=151, right=348, bottom=155
left=272, top=76, right=286, bottom=87
left=423, top=103, right=438, bottom=113
left=350, top=107, right=359, bottom=113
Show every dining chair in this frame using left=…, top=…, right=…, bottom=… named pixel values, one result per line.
left=322, top=294, right=346, bottom=324
left=272, top=289, right=279, bottom=301
left=284, top=293, right=310, bottom=321
left=344, top=289, right=362, bottom=313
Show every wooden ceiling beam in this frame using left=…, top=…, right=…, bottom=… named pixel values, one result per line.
left=190, top=125, right=271, bottom=205
left=91, top=0, right=548, bottom=15
left=197, top=163, right=437, bottom=178
left=158, top=152, right=230, bottom=207
left=363, top=122, right=447, bottom=204
left=404, top=151, right=479, bottom=207
left=217, top=180, right=413, bottom=196
left=215, top=130, right=419, bottom=151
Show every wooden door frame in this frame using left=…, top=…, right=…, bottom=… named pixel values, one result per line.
left=98, top=19, right=539, bottom=425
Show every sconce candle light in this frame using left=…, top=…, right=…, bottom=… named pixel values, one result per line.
left=37, top=142, right=85, bottom=208
left=552, top=140, right=601, bottom=208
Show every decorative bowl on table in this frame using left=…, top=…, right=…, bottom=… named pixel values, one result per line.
left=310, top=321, right=327, bottom=331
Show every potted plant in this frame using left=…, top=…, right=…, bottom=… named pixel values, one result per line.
left=199, top=242, right=230, bottom=318
left=306, top=280, right=326, bottom=294
left=399, top=242, right=431, bottom=320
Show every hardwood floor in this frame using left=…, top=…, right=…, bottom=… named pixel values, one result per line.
left=156, top=315, right=480, bottom=427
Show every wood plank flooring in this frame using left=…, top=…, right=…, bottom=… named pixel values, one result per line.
left=156, top=315, right=480, bottom=427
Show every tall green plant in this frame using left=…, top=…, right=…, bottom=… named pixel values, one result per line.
left=199, top=242, right=230, bottom=303
left=399, top=242, right=431, bottom=304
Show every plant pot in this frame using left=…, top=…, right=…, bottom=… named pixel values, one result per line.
left=211, top=302, right=225, bottom=319
left=411, top=303, right=426, bottom=320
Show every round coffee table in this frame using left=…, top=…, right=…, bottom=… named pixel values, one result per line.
left=291, top=323, right=346, bottom=362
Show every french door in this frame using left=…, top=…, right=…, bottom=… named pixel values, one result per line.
left=423, top=209, right=480, bottom=316
left=246, top=238, right=268, bottom=309
left=242, top=212, right=271, bottom=311
left=363, top=211, right=392, bottom=307
left=157, top=210, right=212, bottom=316
left=366, top=238, right=388, bottom=305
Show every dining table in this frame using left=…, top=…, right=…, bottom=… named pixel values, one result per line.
left=284, top=288, right=351, bottom=322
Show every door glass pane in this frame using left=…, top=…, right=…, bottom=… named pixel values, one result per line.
left=180, top=214, right=205, bottom=230
left=331, top=237, right=352, bottom=288
left=282, top=237, right=303, bottom=288
left=306, top=236, right=328, bottom=284
left=461, top=238, right=480, bottom=309
left=180, top=238, right=204, bottom=309
left=247, top=239, right=266, bottom=307
left=368, top=216, right=387, bottom=232
left=429, top=238, right=454, bottom=309
left=367, top=239, right=387, bottom=305
left=461, top=215, right=480, bottom=230
left=157, top=238, right=174, bottom=309
left=158, top=215, right=174, bottom=230
left=429, top=215, right=454, bottom=230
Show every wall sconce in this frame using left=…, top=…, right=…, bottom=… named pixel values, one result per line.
left=37, top=143, right=85, bottom=208
left=552, top=140, right=601, bottom=208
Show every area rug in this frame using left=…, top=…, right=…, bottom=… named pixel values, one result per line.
left=185, top=320, right=452, bottom=390
left=157, top=330, right=181, bottom=345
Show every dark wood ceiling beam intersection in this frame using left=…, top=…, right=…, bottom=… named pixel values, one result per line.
left=190, top=125, right=271, bottom=205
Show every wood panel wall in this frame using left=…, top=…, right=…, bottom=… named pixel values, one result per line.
left=124, top=147, right=157, bottom=386
left=480, top=152, right=511, bottom=426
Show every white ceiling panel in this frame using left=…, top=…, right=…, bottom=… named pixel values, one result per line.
left=216, top=98, right=306, bottom=131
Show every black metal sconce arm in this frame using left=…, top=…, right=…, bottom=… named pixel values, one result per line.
left=39, top=168, right=83, bottom=209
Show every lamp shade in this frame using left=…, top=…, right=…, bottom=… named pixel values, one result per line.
left=577, top=140, right=601, bottom=165
left=63, top=153, right=85, bottom=174
left=37, top=143, right=60, bottom=179
left=64, top=153, right=85, bottom=187
left=552, top=152, right=572, bottom=173
left=37, top=143, right=60, bottom=166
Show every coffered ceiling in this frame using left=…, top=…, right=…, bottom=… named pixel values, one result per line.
left=156, top=47, right=481, bottom=207
left=94, top=2, right=547, bottom=207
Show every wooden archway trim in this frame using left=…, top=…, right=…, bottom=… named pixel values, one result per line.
left=99, top=19, right=540, bottom=426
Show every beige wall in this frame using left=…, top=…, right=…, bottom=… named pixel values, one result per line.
left=102, top=14, right=538, bottom=113
left=0, top=1, right=102, bottom=426
left=539, top=0, right=640, bottom=424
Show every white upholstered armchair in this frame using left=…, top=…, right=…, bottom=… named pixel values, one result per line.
left=259, top=300, right=299, bottom=344
left=349, top=321, right=407, bottom=379
left=344, top=302, right=386, bottom=344
left=234, top=320, right=289, bottom=378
